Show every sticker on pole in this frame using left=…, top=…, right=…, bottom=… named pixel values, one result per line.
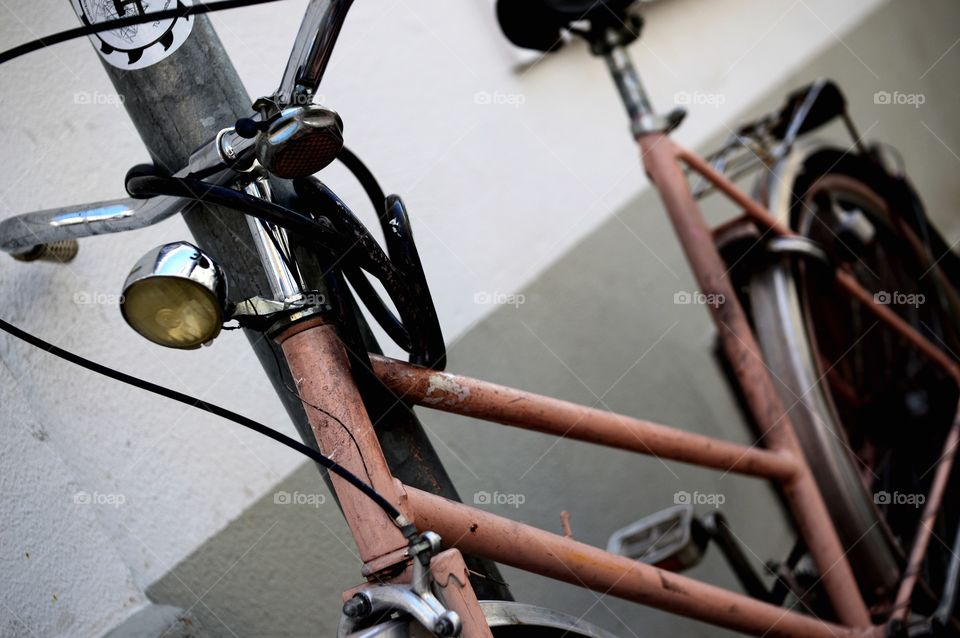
left=70, top=1, right=194, bottom=70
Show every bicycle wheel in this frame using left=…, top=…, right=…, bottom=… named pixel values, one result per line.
left=746, top=142, right=960, bottom=610
left=342, top=602, right=621, bottom=637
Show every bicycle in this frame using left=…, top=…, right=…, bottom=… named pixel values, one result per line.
left=2, top=0, right=959, bottom=636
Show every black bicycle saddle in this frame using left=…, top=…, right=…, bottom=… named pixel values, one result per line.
left=496, top=0, right=638, bottom=51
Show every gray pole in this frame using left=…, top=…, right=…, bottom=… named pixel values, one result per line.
left=98, top=15, right=322, bottom=455
left=92, top=12, right=510, bottom=600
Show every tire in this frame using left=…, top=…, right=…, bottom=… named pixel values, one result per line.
left=746, top=142, right=960, bottom=607
left=483, top=601, right=621, bottom=637
left=340, top=602, right=622, bottom=637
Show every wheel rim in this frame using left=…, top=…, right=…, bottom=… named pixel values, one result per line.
left=750, top=147, right=960, bottom=610
left=795, top=175, right=959, bottom=597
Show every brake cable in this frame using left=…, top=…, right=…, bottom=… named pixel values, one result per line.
left=0, top=316, right=417, bottom=539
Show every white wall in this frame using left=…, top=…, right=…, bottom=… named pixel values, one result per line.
left=0, top=0, right=884, bottom=635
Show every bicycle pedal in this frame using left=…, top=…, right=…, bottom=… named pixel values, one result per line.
left=607, top=504, right=707, bottom=571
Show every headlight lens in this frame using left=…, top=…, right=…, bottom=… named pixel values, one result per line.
left=122, top=277, right=222, bottom=348
left=120, top=242, right=227, bottom=349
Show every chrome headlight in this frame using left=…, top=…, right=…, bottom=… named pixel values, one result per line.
left=120, top=242, right=228, bottom=349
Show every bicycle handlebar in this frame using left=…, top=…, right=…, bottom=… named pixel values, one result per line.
left=1, top=0, right=355, bottom=260
left=277, top=0, right=354, bottom=106
left=0, top=155, right=242, bottom=258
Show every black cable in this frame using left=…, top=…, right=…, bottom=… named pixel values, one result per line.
left=0, top=316, right=412, bottom=531
left=126, top=173, right=346, bottom=264
left=325, top=153, right=447, bottom=368
left=381, top=194, right=446, bottom=369
left=337, top=146, right=388, bottom=221
left=291, top=177, right=436, bottom=361
left=126, top=174, right=395, bottom=283
left=257, top=333, right=369, bottom=474
left=344, top=266, right=412, bottom=350
left=0, top=0, right=292, bottom=66
left=127, top=173, right=425, bottom=351
left=127, top=174, right=434, bottom=364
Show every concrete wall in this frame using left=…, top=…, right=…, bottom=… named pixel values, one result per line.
left=5, top=0, right=958, bottom=635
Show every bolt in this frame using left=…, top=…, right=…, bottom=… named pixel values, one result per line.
left=433, top=617, right=456, bottom=636
left=342, top=595, right=371, bottom=618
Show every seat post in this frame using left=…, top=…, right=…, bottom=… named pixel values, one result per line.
left=604, top=43, right=655, bottom=127
left=588, top=20, right=686, bottom=138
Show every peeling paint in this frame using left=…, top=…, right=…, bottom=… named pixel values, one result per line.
left=423, top=373, right=471, bottom=407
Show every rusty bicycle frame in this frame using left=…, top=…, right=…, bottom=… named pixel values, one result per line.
left=267, top=114, right=960, bottom=638
left=270, top=34, right=960, bottom=638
